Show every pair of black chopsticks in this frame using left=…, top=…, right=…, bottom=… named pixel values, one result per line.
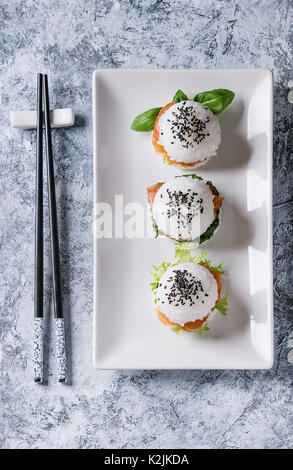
left=34, top=74, right=67, bottom=383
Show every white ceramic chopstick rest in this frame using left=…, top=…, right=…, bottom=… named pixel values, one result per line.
left=10, top=108, right=75, bottom=129
left=33, top=317, right=43, bottom=383
left=56, top=318, right=67, bottom=383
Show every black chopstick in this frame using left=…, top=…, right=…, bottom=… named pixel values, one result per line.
left=43, top=74, right=67, bottom=383
left=34, top=73, right=44, bottom=383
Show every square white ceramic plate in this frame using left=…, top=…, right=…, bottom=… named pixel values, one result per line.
left=93, top=69, right=273, bottom=369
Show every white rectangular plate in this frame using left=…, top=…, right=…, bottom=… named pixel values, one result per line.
left=93, top=69, right=273, bottom=369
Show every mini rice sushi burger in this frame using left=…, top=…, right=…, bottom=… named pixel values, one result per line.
left=150, top=249, right=229, bottom=333
left=131, top=88, right=234, bottom=168
left=147, top=174, right=224, bottom=245
left=152, top=101, right=221, bottom=169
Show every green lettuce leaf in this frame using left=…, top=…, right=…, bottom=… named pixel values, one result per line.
left=215, top=290, right=230, bottom=315
left=150, top=261, right=172, bottom=302
left=171, top=326, right=181, bottom=334
left=196, top=322, right=211, bottom=335
left=194, top=250, right=208, bottom=264
left=196, top=251, right=225, bottom=274
left=174, top=247, right=225, bottom=275
left=174, top=243, right=197, bottom=263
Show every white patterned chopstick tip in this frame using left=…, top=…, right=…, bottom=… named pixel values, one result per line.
left=56, top=318, right=67, bottom=383
left=34, top=317, right=43, bottom=383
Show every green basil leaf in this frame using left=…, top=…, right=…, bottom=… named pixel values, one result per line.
left=172, top=89, right=188, bottom=103
left=131, top=107, right=162, bottom=132
left=193, top=88, right=235, bottom=115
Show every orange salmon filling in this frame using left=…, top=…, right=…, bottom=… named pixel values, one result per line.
left=156, top=264, right=222, bottom=332
left=152, top=102, right=208, bottom=168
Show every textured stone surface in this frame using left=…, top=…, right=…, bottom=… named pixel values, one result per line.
left=0, top=0, right=292, bottom=449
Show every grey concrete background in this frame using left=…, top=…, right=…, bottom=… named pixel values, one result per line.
left=0, top=0, right=292, bottom=449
